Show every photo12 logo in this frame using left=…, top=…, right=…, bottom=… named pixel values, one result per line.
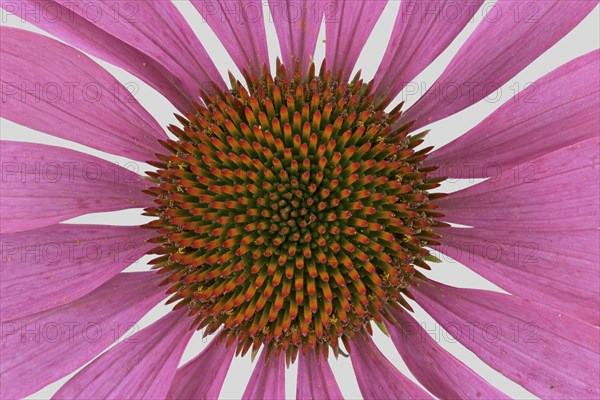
left=1, top=1, right=139, bottom=24
left=396, top=320, right=540, bottom=345
left=194, top=0, right=340, bottom=24
left=1, top=160, right=141, bottom=184
left=1, top=321, right=140, bottom=344
left=1, top=80, right=139, bottom=104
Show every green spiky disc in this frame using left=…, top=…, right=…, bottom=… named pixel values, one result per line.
left=144, top=62, right=445, bottom=361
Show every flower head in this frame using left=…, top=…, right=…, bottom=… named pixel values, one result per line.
left=145, top=61, right=444, bottom=360
left=1, top=1, right=598, bottom=399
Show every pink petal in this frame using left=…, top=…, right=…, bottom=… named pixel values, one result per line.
left=427, top=50, right=600, bottom=178
left=400, top=1, right=598, bottom=130
left=0, top=272, right=166, bottom=399
left=0, top=224, right=155, bottom=322
left=413, top=279, right=600, bottom=399
left=54, top=0, right=225, bottom=101
left=167, top=337, right=235, bottom=400
left=297, top=348, right=343, bottom=399
left=242, top=350, right=286, bottom=400
left=54, top=308, right=193, bottom=399
left=268, top=0, right=324, bottom=72
left=350, top=333, right=433, bottom=399
left=435, top=227, right=600, bottom=326
left=385, top=307, right=509, bottom=399
left=436, top=138, right=600, bottom=230
left=1, top=27, right=167, bottom=161
left=191, top=0, right=269, bottom=75
left=325, top=0, right=387, bottom=80
left=0, top=141, right=152, bottom=234
left=1, top=0, right=193, bottom=112
left=374, top=0, right=484, bottom=104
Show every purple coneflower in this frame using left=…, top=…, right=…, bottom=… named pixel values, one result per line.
left=1, top=0, right=598, bottom=399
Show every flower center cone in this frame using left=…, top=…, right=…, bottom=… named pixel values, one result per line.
left=143, top=60, right=446, bottom=364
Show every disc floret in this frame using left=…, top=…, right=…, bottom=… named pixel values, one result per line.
left=144, top=61, right=445, bottom=362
